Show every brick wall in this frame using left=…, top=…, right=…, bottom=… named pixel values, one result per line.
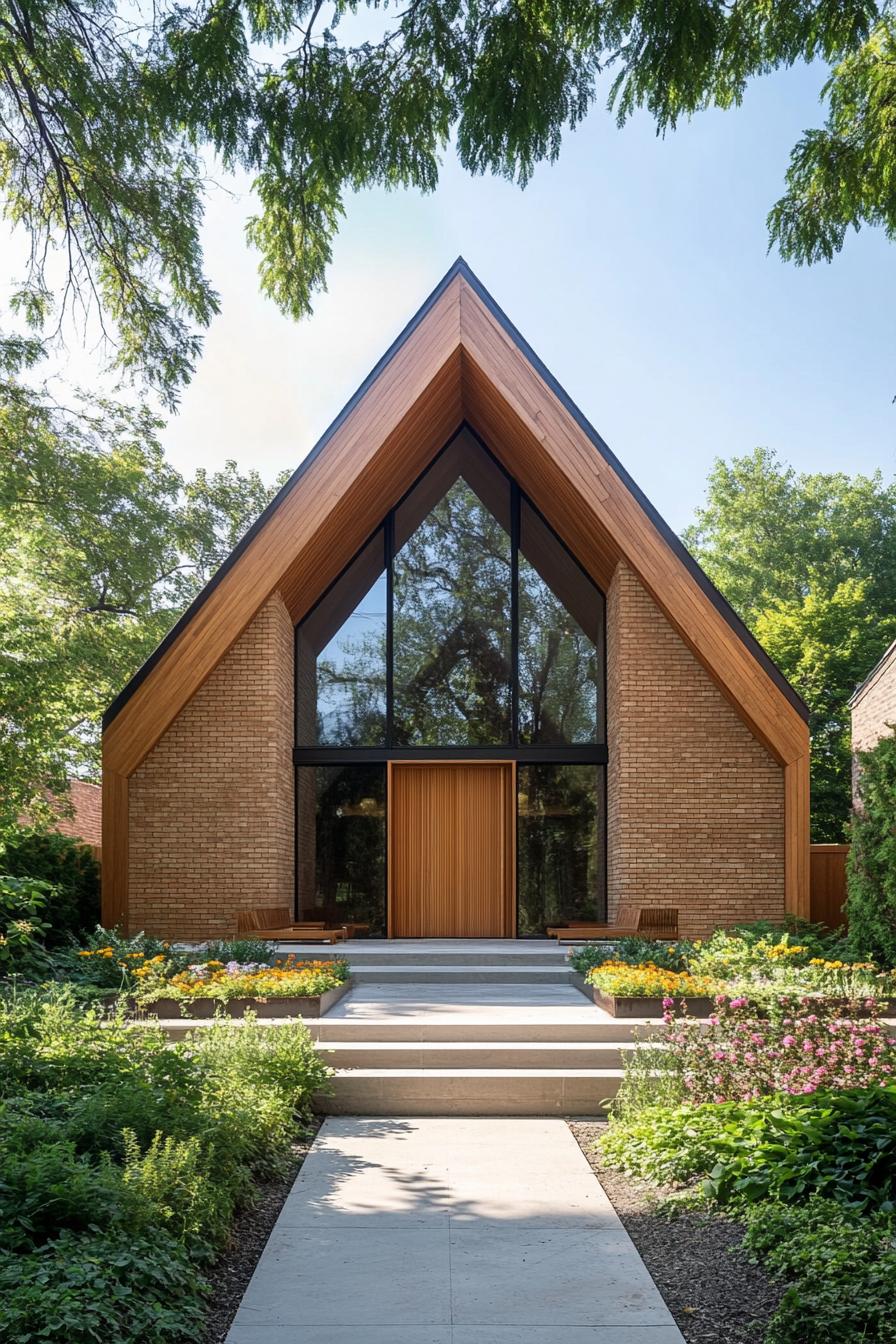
left=851, top=642, right=896, bottom=803
left=127, top=594, right=295, bottom=940
left=20, top=779, right=102, bottom=849
left=606, top=562, right=785, bottom=937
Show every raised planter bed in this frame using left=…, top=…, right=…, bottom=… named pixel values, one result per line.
left=133, top=978, right=352, bottom=1019
left=575, top=978, right=895, bottom=1020
left=589, top=987, right=716, bottom=1018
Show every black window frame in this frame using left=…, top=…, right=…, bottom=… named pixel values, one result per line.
left=294, top=426, right=607, bottom=763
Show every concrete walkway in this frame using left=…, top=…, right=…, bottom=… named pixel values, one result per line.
left=225, top=1116, right=684, bottom=1343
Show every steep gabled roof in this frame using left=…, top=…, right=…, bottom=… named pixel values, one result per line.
left=103, top=258, right=808, bottom=781
left=849, top=637, right=896, bottom=708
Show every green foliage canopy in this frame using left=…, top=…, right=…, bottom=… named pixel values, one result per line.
left=0, top=0, right=892, bottom=403
left=0, top=349, right=283, bottom=832
left=847, top=728, right=896, bottom=964
left=683, top=448, right=896, bottom=840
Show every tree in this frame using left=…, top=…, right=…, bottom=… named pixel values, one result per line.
left=683, top=448, right=896, bottom=841
left=847, top=728, right=896, bottom=964
left=0, top=345, right=283, bottom=833
left=0, top=0, right=891, bottom=406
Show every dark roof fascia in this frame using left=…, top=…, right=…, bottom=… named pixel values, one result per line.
left=104, top=255, right=809, bottom=730
left=102, top=260, right=468, bottom=730
left=455, top=260, right=809, bottom=723
left=848, top=637, right=896, bottom=708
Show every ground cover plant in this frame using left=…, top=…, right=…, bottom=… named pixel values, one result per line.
left=596, top=923, right=896, bottom=1342
left=0, top=988, right=330, bottom=1344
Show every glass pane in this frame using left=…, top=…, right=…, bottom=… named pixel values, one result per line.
left=296, top=531, right=387, bottom=746
left=296, top=765, right=386, bottom=936
left=392, top=437, right=512, bottom=746
left=517, top=764, right=605, bottom=936
left=518, top=501, right=604, bottom=744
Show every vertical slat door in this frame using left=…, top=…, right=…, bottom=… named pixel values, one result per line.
left=390, top=763, right=514, bottom=937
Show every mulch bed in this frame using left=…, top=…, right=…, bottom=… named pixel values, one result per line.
left=203, top=1116, right=322, bottom=1344
left=569, top=1121, right=782, bottom=1344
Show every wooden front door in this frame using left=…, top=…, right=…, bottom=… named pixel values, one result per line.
left=389, top=762, right=515, bottom=937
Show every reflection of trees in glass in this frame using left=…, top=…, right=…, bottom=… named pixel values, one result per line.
left=315, top=574, right=387, bottom=746
left=518, top=558, right=599, bottom=744
left=298, top=766, right=386, bottom=935
left=393, top=479, right=512, bottom=745
left=517, top=764, right=603, bottom=936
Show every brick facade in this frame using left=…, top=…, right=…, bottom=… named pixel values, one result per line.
left=124, top=570, right=786, bottom=942
left=850, top=640, right=896, bottom=802
left=127, top=594, right=294, bottom=940
left=606, top=562, right=785, bottom=937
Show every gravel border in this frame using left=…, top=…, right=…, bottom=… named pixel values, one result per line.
left=202, top=1117, right=322, bottom=1344
left=569, top=1121, right=782, bottom=1344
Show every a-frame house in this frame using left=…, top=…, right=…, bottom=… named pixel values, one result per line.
left=102, top=260, right=810, bottom=940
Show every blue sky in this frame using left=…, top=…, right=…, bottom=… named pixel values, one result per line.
left=16, top=56, right=896, bottom=534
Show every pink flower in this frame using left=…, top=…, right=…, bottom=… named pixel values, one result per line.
left=782, top=1035, right=796, bottom=1047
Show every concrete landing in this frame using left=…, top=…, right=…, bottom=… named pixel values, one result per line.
left=224, top=1116, right=684, bottom=1344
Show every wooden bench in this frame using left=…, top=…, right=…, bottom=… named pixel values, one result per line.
left=236, top=907, right=348, bottom=942
left=548, top=906, right=679, bottom=943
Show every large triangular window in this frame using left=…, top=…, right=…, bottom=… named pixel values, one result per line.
left=295, top=429, right=605, bottom=749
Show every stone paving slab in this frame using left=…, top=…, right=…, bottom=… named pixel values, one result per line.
left=327, top=982, right=601, bottom=1018
left=225, top=1117, right=684, bottom=1344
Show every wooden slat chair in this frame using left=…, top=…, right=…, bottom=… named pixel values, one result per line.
left=237, top=907, right=347, bottom=942
left=548, top=906, right=679, bottom=943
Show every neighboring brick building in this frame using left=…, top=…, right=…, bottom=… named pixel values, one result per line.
left=102, top=260, right=810, bottom=940
left=850, top=638, right=896, bottom=802
left=20, top=779, right=103, bottom=851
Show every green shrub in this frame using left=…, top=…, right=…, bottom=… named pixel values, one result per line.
left=50, top=927, right=188, bottom=991
left=121, top=1129, right=233, bottom=1251
left=0, top=1135, right=125, bottom=1251
left=199, top=936, right=276, bottom=963
left=600, top=1086, right=896, bottom=1211
left=1, top=830, right=100, bottom=944
left=743, top=1197, right=896, bottom=1343
left=0, top=1230, right=206, bottom=1344
left=847, top=729, right=896, bottom=966
left=0, top=990, right=330, bottom=1342
left=0, top=874, right=52, bottom=975
left=718, top=917, right=843, bottom=958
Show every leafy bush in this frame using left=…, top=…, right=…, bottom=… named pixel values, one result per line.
left=50, top=928, right=188, bottom=992
left=600, top=1086, right=896, bottom=1211
left=0, top=874, right=52, bottom=975
left=716, top=917, right=845, bottom=959
left=1, top=830, right=100, bottom=944
left=743, top=1198, right=896, bottom=1343
left=848, top=729, right=896, bottom=966
left=0, top=988, right=330, bottom=1342
left=199, top=936, right=277, bottom=964
left=0, top=1229, right=206, bottom=1344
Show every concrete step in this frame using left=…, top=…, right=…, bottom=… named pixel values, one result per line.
left=349, top=966, right=575, bottom=984
left=149, top=1015, right=658, bottom=1043
left=317, top=1067, right=621, bottom=1116
left=315, top=1040, right=638, bottom=1069
left=330, top=950, right=568, bottom=967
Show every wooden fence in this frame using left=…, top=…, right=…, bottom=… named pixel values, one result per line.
left=809, top=844, right=850, bottom=930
